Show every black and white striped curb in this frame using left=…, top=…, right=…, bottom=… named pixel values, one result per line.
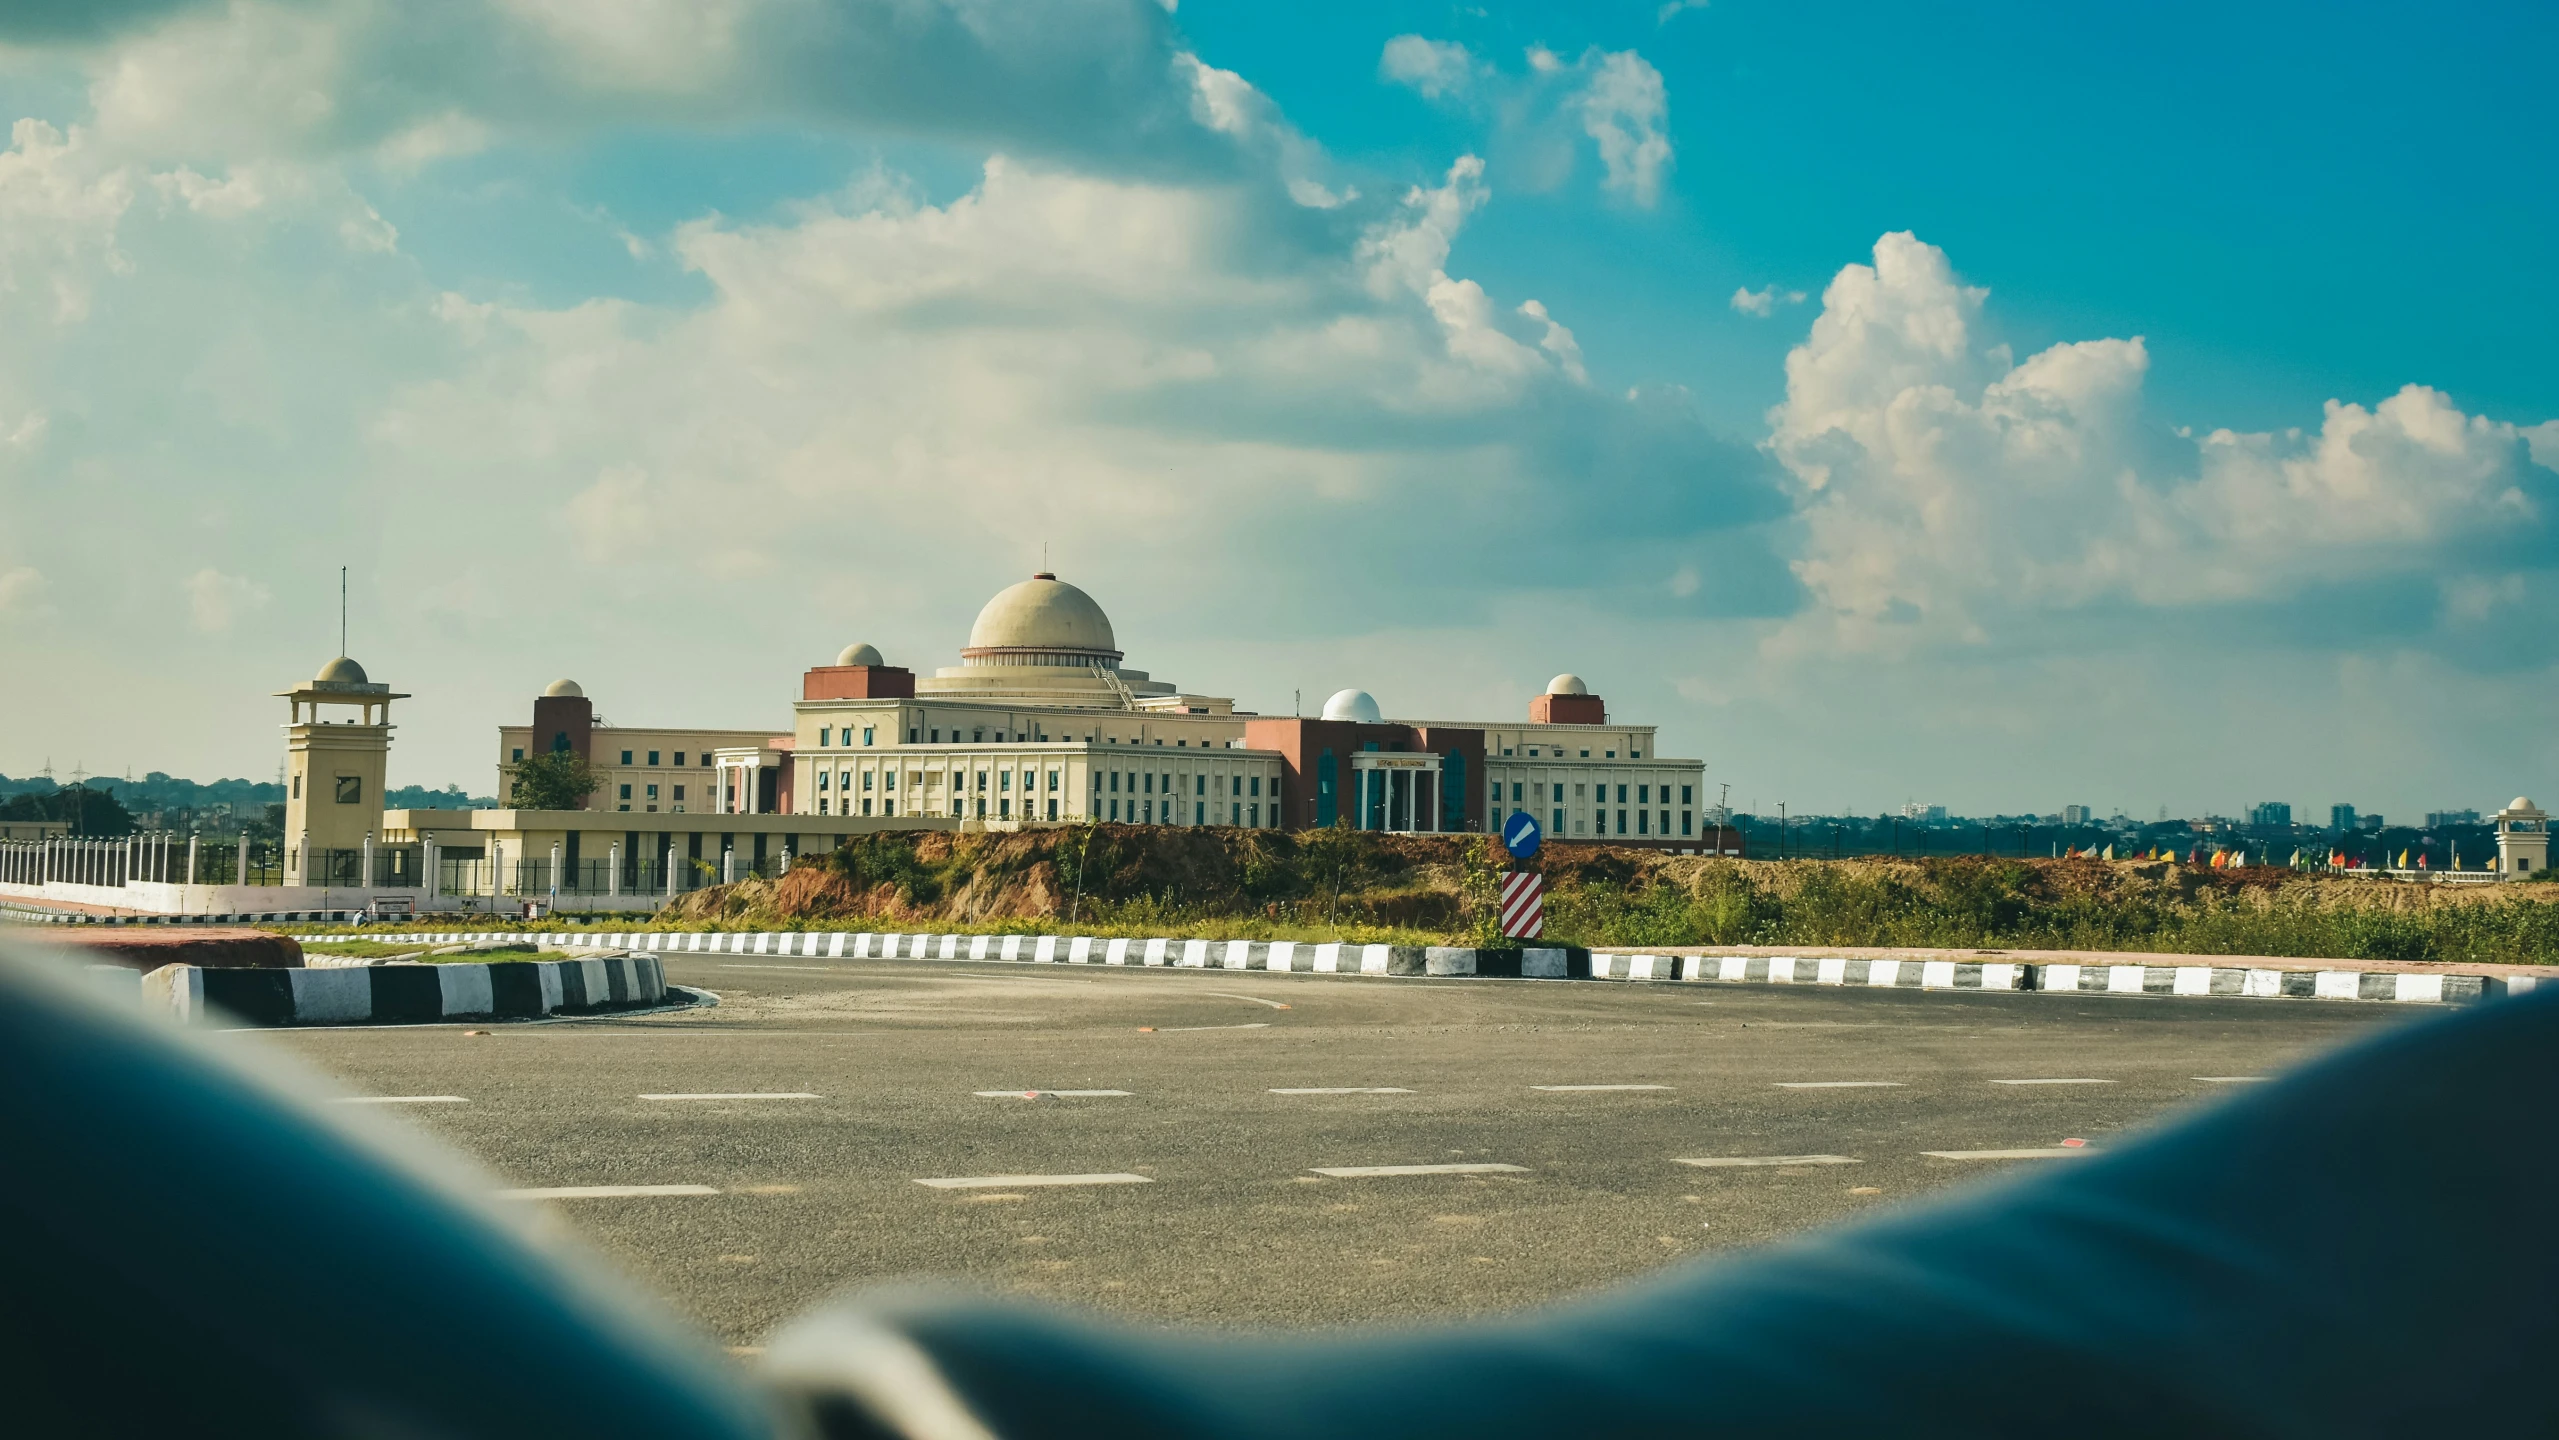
left=142, top=954, right=667, bottom=1026
left=4, top=904, right=363, bottom=926
left=310, top=930, right=2553, bottom=1004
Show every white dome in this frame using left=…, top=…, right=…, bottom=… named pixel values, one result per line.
left=542, top=678, right=584, bottom=698
left=837, top=642, right=884, bottom=667
left=2512, top=797, right=2539, bottom=813
left=963, top=574, right=1118, bottom=661
left=1321, top=688, right=1382, bottom=724
left=1545, top=673, right=1588, bottom=696
left=314, top=656, right=368, bottom=685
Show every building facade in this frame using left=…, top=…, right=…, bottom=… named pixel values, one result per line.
left=492, top=572, right=1712, bottom=846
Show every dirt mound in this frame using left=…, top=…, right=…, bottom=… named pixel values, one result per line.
left=33, top=927, right=303, bottom=970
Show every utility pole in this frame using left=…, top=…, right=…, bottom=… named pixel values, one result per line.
left=1779, top=802, right=1786, bottom=860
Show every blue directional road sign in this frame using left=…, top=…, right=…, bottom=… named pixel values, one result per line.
left=1502, top=810, right=1542, bottom=860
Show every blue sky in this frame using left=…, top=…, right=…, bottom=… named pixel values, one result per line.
left=0, top=0, right=2551, bottom=821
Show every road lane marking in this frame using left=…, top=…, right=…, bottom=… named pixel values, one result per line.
left=1923, top=1148, right=2100, bottom=1160
left=1269, top=1087, right=1414, bottom=1095
left=1675, top=1155, right=1860, bottom=1168
left=1530, top=1084, right=1670, bottom=1092
left=913, top=1173, right=1154, bottom=1190
left=640, top=1092, right=821, bottom=1101
left=335, top=1095, right=469, bottom=1104
left=1308, top=1164, right=1530, bottom=1177
left=1201, top=992, right=1292, bottom=1009
left=2194, top=1076, right=2268, bottom=1083
left=1988, top=1078, right=2115, bottom=1086
left=1774, top=1081, right=1904, bottom=1089
left=973, top=1090, right=1132, bottom=1098
left=1156, top=1023, right=1270, bottom=1032
left=720, top=964, right=838, bottom=971
left=497, top=1184, right=720, bottom=1199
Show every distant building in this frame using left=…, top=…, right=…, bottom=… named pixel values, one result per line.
left=1901, top=802, right=1947, bottom=824
left=2425, top=808, right=2482, bottom=829
left=2330, top=803, right=2356, bottom=832
left=2357, top=813, right=2385, bottom=831
left=2246, top=801, right=2292, bottom=829
left=2493, top=798, right=2547, bottom=877
left=2061, top=804, right=2091, bottom=826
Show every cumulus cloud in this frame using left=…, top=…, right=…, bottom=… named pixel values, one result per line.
left=1380, top=37, right=1673, bottom=207
left=1769, top=232, right=2556, bottom=655
left=185, top=568, right=270, bottom=632
left=1379, top=36, right=1481, bottom=100
left=0, top=119, right=136, bottom=323
left=49, top=0, right=1237, bottom=178
left=1729, top=283, right=1805, bottom=317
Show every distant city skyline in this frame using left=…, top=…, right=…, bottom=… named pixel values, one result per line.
left=0, top=2, right=2549, bottom=818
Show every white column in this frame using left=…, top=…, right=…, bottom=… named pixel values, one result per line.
left=492, top=841, right=504, bottom=899
left=723, top=847, right=734, bottom=885
left=423, top=835, right=439, bottom=896
left=236, top=831, right=249, bottom=888
left=362, top=831, right=375, bottom=892
left=608, top=843, right=621, bottom=896
left=187, top=832, right=200, bottom=886
left=549, top=842, right=562, bottom=907
left=665, top=839, right=677, bottom=898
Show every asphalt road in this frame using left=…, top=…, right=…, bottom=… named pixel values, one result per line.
left=251, top=956, right=2423, bottom=1347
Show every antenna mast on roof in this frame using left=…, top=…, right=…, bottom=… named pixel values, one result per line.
left=340, top=566, right=347, bottom=657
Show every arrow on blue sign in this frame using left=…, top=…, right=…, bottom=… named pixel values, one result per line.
left=1502, top=810, right=1542, bottom=859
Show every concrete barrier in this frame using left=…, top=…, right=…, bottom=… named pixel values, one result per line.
left=142, top=954, right=665, bottom=1025
left=300, top=930, right=2546, bottom=1006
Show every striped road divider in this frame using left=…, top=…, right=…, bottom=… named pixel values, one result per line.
left=142, top=954, right=667, bottom=1026
left=294, top=931, right=2552, bottom=1005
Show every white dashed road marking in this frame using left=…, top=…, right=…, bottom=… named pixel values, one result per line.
left=1201, top=992, right=1292, bottom=1009
left=1923, top=1148, right=2100, bottom=1160
left=1530, top=1084, right=1671, bottom=1092
left=1774, top=1081, right=1905, bottom=1089
left=1675, top=1155, right=1861, bottom=1168
left=336, top=1095, right=469, bottom=1104
left=640, top=1092, right=821, bottom=1101
left=913, top=1173, right=1154, bottom=1190
left=1988, top=1078, right=2115, bottom=1086
left=1308, top=1163, right=1531, bottom=1178
left=1269, top=1087, right=1414, bottom=1095
left=1157, top=1023, right=1271, bottom=1032
left=973, top=1090, right=1133, bottom=1098
left=498, top=1184, right=721, bottom=1200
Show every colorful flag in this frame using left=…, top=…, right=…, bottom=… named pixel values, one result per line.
left=2102, top=844, right=2114, bottom=861
left=2397, top=849, right=2410, bottom=868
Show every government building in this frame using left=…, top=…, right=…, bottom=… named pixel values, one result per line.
left=490, top=573, right=1711, bottom=846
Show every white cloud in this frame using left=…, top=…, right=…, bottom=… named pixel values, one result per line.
left=185, top=568, right=271, bottom=632
left=0, top=119, right=136, bottom=323
left=1378, top=39, right=1675, bottom=208
left=1769, top=232, right=2553, bottom=655
left=1729, top=283, right=1805, bottom=317
left=1657, top=0, right=1711, bottom=22
left=1379, top=35, right=1481, bottom=101
left=1576, top=50, right=1671, bottom=207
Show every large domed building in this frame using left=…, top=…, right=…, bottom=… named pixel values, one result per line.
left=459, top=570, right=1721, bottom=899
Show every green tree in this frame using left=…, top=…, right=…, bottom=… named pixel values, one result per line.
left=0, top=783, right=135, bottom=836
left=508, top=751, right=601, bottom=811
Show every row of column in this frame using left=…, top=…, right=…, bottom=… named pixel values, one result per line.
left=1352, top=767, right=1439, bottom=833
left=0, top=832, right=237, bottom=887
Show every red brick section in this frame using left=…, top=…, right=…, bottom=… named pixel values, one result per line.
left=528, top=692, right=597, bottom=807
left=1528, top=691, right=1605, bottom=725
left=802, top=665, right=917, bottom=701
left=34, top=927, right=304, bottom=970
left=1242, top=718, right=1489, bottom=832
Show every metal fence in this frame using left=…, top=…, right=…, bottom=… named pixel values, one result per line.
left=1, top=833, right=791, bottom=898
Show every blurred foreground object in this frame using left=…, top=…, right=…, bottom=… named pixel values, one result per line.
left=0, top=938, right=770, bottom=1439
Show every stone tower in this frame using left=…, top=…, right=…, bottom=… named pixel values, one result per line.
left=278, top=656, right=407, bottom=884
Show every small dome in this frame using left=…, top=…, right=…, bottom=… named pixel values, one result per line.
left=1321, top=688, right=1382, bottom=724
left=2512, top=797, right=2538, bottom=813
left=1545, top=673, right=1588, bottom=696
left=965, top=575, right=1117, bottom=658
left=837, top=642, right=884, bottom=667
left=542, top=678, right=584, bottom=698
left=314, top=656, right=368, bottom=685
